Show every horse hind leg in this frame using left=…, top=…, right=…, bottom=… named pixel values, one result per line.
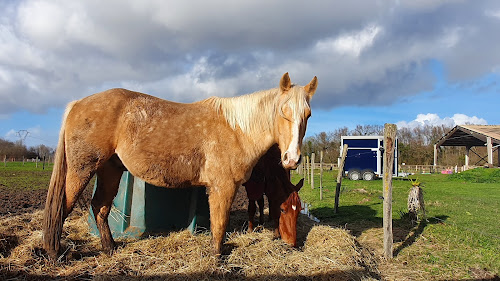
left=44, top=166, right=94, bottom=259
left=91, top=160, right=123, bottom=254
left=257, top=196, right=264, bottom=225
left=248, top=199, right=257, bottom=232
left=64, top=170, right=95, bottom=218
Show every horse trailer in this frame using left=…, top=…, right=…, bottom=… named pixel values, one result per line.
left=340, top=136, right=398, bottom=180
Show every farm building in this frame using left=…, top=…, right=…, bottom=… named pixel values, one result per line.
left=434, top=125, right=500, bottom=168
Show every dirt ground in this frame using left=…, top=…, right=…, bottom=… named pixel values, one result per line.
left=0, top=188, right=48, bottom=215
left=0, top=183, right=253, bottom=216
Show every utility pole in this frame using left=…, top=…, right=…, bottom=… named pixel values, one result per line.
left=16, top=130, right=30, bottom=146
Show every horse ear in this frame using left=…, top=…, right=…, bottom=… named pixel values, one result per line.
left=280, top=72, right=292, bottom=92
left=295, top=178, right=304, bottom=192
left=304, top=76, right=317, bottom=98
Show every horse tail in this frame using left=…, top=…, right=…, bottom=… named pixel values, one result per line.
left=43, top=100, right=77, bottom=256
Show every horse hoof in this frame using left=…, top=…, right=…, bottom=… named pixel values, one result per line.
left=273, top=229, right=280, bottom=239
left=102, top=243, right=116, bottom=256
left=46, top=249, right=58, bottom=260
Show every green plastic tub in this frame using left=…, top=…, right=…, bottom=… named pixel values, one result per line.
left=88, top=171, right=210, bottom=238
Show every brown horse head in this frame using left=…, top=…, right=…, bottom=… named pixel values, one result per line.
left=278, top=178, right=304, bottom=247
left=275, top=73, right=317, bottom=170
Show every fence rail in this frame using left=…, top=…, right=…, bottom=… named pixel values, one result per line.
left=398, top=164, right=476, bottom=174
left=2, top=156, right=53, bottom=168
left=294, top=160, right=476, bottom=176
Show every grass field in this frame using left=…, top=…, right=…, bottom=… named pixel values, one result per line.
left=293, top=168, right=500, bottom=280
left=0, top=161, right=53, bottom=190
left=1, top=162, right=499, bottom=279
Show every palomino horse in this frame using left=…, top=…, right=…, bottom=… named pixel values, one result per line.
left=43, top=73, right=317, bottom=258
left=243, top=144, right=304, bottom=247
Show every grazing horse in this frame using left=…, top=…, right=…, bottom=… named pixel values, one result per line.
left=243, top=144, right=304, bottom=247
left=43, top=73, right=317, bottom=258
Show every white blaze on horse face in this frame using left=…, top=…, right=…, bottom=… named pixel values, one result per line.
left=283, top=119, right=301, bottom=169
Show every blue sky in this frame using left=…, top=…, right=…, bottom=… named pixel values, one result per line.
left=1, top=1, right=499, bottom=148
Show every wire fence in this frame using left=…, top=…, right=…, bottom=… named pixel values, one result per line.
left=2, top=155, right=53, bottom=168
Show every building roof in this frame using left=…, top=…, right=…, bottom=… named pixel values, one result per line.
left=435, top=125, right=500, bottom=148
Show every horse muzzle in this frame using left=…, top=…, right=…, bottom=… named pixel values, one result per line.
left=282, top=152, right=302, bottom=170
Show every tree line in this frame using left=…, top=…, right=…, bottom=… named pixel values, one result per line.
left=302, top=124, right=490, bottom=166
left=0, top=138, right=54, bottom=161
left=2, top=124, right=492, bottom=166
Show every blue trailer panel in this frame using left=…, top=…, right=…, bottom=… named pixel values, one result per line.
left=340, top=136, right=398, bottom=180
left=345, top=149, right=378, bottom=172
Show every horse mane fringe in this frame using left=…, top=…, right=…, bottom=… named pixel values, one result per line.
left=203, top=89, right=279, bottom=135
left=43, top=100, right=77, bottom=255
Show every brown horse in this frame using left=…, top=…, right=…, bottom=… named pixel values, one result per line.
left=243, top=144, right=304, bottom=247
left=43, top=73, right=317, bottom=258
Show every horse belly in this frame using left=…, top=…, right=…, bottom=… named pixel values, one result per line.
left=117, top=150, right=206, bottom=188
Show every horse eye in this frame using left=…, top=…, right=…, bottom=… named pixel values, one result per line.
left=280, top=208, right=285, bottom=214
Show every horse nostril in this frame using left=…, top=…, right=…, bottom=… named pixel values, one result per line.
left=282, top=152, right=289, bottom=164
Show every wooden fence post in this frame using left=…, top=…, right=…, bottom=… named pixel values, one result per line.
left=303, top=156, right=307, bottom=181
left=3, top=155, right=6, bottom=167
left=335, top=144, right=348, bottom=214
left=310, top=153, right=315, bottom=189
left=383, top=123, right=397, bottom=259
left=305, top=156, right=310, bottom=183
left=320, top=151, right=324, bottom=200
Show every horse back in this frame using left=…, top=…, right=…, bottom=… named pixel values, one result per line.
left=65, top=89, right=250, bottom=188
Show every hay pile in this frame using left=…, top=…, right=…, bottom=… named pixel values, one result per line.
left=0, top=208, right=378, bottom=280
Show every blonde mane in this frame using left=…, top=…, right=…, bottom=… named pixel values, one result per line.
left=204, top=85, right=311, bottom=135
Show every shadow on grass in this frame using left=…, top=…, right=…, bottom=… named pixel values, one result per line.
left=393, top=215, right=449, bottom=256
left=308, top=204, right=450, bottom=258
left=309, top=204, right=381, bottom=236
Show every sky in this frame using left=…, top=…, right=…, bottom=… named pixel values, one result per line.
left=1, top=0, right=499, bottom=148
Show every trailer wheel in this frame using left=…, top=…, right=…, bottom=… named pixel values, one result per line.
left=348, top=169, right=362, bottom=180
left=362, top=170, right=375, bottom=181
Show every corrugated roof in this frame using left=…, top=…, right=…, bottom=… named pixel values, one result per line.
left=435, top=125, right=500, bottom=147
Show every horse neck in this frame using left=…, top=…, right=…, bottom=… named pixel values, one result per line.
left=203, top=89, right=279, bottom=160
left=286, top=191, right=301, bottom=209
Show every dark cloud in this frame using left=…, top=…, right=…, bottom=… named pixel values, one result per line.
left=0, top=0, right=499, bottom=116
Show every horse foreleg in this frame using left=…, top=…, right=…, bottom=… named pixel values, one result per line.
left=269, top=200, right=280, bottom=239
left=91, top=162, right=122, bottom=254
left=257, top=196, right=264, bottom=225
left=248, top=199, right=257, bottom=232
left=208, top=184, right=237, bottom=256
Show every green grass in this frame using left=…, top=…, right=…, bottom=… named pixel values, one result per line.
left=2, top=161, right=499, bottom=278
left=293, top=168, right=500, bottom=279
left=0, top=161, right=53, bottom=190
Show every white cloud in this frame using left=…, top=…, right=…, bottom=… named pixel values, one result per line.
left=315, top=24, right=382, bottom=57
left=5, top=129, right=17, bottom=139
left=485, top=9, right=500, bottom=19
left=397, top=113, right=488, bottom=129
left=0, top=0, right=499, bottom=116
